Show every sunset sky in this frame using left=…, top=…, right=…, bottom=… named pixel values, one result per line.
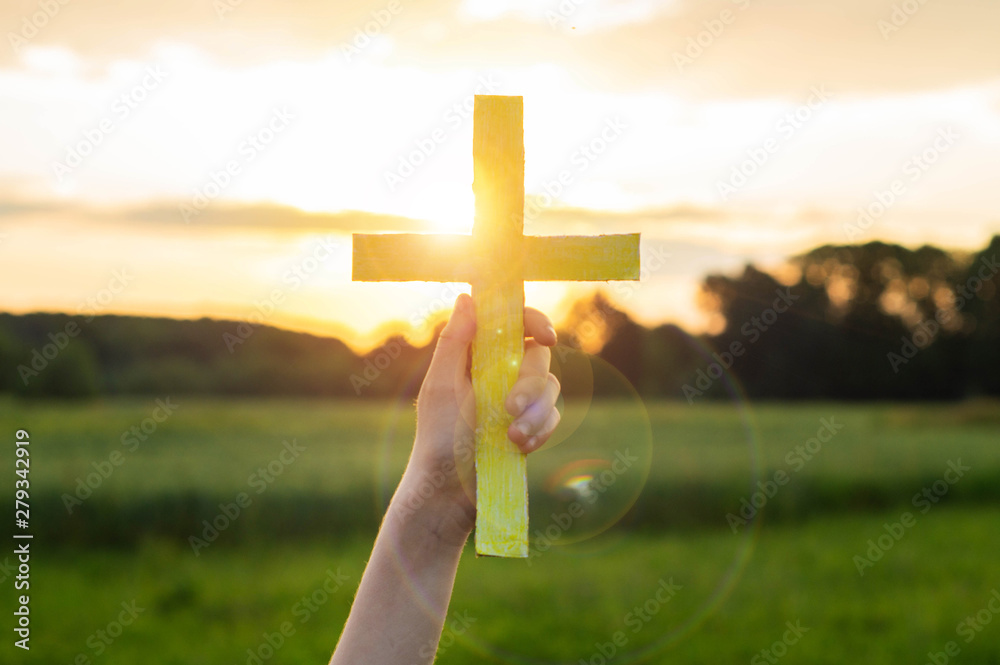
left=2, top=0, right=999, bottom=350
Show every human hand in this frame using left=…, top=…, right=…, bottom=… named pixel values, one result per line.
left=394, top=293, right=561, bottom=544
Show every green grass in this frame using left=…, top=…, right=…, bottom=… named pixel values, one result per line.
left=10, top=508, right=1000, bottom=664
left=1, top=398, right=999, bottom=663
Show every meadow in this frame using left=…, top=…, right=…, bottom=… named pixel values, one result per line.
left=2, top=397, right=999, bottom=664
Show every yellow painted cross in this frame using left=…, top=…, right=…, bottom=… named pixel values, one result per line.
left=353, top=95, right=639, bottom=557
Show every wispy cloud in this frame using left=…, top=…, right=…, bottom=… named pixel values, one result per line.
left=0, top=199, right=434, bottom=232
left=3, top=0, right=998, bottom=97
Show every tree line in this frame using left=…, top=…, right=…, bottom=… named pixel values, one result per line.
left=2, top=236, right=997, bottom=400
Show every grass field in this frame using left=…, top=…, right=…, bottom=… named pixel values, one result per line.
left=2, top=397, right=999, bottom=663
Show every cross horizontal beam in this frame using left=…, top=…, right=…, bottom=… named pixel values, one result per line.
left=352, top=95, right=641, bottom=558
left=352, top=232, right=641, bottom=283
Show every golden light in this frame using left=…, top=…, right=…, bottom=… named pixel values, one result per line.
left=407, top=185, right=475, bottom=234
left=427, top=188, right=475, bottom=233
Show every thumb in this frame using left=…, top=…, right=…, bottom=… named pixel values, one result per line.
left=426, top=293, right=475, bottom=384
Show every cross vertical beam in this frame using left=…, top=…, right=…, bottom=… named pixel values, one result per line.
left=471, top=96, right=527, bottom=557
left=352, top=94, right=640, bottom=558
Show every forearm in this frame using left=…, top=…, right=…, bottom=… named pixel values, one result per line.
left=330, top=296, right=560, bottom=663
left=330, top=470, right=471, bottom=664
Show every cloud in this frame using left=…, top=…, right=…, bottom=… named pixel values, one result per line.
left=0, top=198, right=433, bottom=232
left=124, top=202, right=433, bottom=232
left=0, top=196, right=815, bottom=259
left=388, top=0, right=1000, bottom=98
left=531, top=202, right=731, bottom=229
left=3, top=0, right=998, bottom=98
left=0, top=196, right=938, bottom=251
left=0, top=200, right=71, bottom=216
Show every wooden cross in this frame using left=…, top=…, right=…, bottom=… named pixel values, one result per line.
left=353, top=95, right=639, bottom=557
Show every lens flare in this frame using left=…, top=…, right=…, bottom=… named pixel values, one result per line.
left=370, top=330, right=763, bottom=665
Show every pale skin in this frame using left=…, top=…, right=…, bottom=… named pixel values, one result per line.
left=330, top=293, right=561, bottom=664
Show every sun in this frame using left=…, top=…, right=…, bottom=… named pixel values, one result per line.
left=421, top=187, right=475, bottom=234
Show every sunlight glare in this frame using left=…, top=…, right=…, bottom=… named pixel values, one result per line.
left=412, top=185, right=474, bottom=234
